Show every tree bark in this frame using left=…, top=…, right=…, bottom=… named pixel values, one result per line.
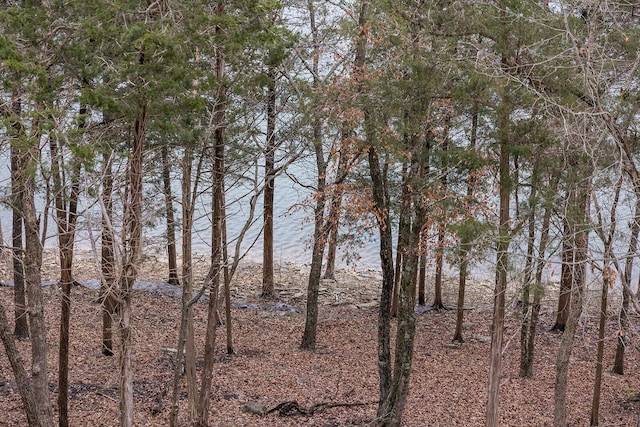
left=100, top=150, right=116, bottom=357
left=377, top=156, right=419, bottom=427
left=368, top=145, right=393, bottom=413
left=119, top=97, right=147, bottom=427
left=0, top=300, right=42, bottom=426
left=553, top=168, right=590, bottom=427
left=613, top=192, right=640, bottom=374
left=262, top=64, right=277, bottom=298
left=485, top=88, right=511, bottom=427
left=50, top=117, right=82, bottom=427
left=161, top=145, right=179, bottom=286
left=22, top=143, right=55, bottom=427
left=10, top=134, right=28, bottom=340
left=194, top=17, right=226, bottom=423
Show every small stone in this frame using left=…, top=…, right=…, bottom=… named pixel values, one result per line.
left=357, top=300, right=379, bottom=309
left=241, top=402, right=267, bottom=416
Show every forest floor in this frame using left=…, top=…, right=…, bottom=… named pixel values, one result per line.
left=0, top=250, right=640, bottom=426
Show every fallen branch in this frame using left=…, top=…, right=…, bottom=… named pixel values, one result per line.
left=267, top=400, right=375, bottom=417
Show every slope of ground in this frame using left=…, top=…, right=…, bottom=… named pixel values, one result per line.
left=0, top=251, right=639, bottom=426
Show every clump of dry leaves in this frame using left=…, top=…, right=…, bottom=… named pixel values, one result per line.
left=0, top=250, right=639, bottom=426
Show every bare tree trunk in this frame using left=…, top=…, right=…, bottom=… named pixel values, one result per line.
left=520, top=176, right=553, bottom=377
left=221, top=181, right=233, bottom=354
left=552, top=224, right=573, bottom=332
left=101, top=150, right=116, bottom=357
left=194, top=18, right=226, bottom=423
left=50, top=116, right=82, bottom=427
left=169, top=144, right=201, bottom=427
left=161, top=145, right=180, bottom=286
left=300, top=116, right=326, bottom=350
left=453, top=105, right=478, bottom=343
left=0, top=300, right=42, bottom=426
left=10, top=137, right=28, bottom=340
left=553, top=169, right=590, bottom=427
left=613, top=192, right=640, bottom=374
left=368, top=145, right=393, bottom=412
left=300, top=0, right=328, bottom=350
left=485, top=90, right=511, bottom=427
left=377, top=155, right=419, bottom=427
left=262, top=64, right=277, bottom=298
left=590, top=178, right=621, bottom=426
left=519, top=162, right=539, bottom=377
left=432, top=221, right=445, bottom=309
left=119, top=98, right=147, bottom=427
left=323, top=133, right=350, bottom=280
left=22, top=143, right=55, bottom=427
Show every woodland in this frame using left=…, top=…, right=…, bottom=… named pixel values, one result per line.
left=1, top=0, right=640, bottom=426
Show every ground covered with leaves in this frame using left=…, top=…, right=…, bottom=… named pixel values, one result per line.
left=0, top=251, right=639, bottom=426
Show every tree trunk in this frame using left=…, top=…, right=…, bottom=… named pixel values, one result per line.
left=0, top=300, right=42, bottom=426
left=100, top=150, right=116, bottom=357
left=613, top=192, right=640, bottom=374
left=432, top=220, right=445, bottom=309
left=377, top=156, right=419, bottom=427
left=161, top=145, right=179, bottom=286
left=323, top=131, right=350, bottom=280
left=452, top=242, right=468, bottom=344
left=22, top=143, right=55, bottom=427
left=368, top=145, right=393, bottom=412
left=119, top=97, right=147, bottom=427
left=520, top=179, right=553, bottom=377
left=552, top=222, right=573, bottom=332
left=221, top=181, right=234, bottom=354
left=300, top=116, right=327, bottom=350
left=453, top=105, right=478, bottom=343
left=194, top=20, right=226, bottom=423
left=485, top=89, right=511, bottom=427
left=10, top=138, right=28, bottom=340
left=300, top=0, right=328, bottom=350
left=553, top=170, right=590, bottom=427
left=391, top=162, right=408, bottom=318
left=262, top=65, right=277, bottom=298
left=519, top=162, right=539, bottom=378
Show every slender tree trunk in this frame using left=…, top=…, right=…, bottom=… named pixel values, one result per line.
left=391, top=162, right=408, bottom=318
left=300, top=0, right=328, bottom=350
left=519, top=163, right=539, bottom=377
left=262, top=65, right=277, bottom=298
left=553, top=170, right=590, bottom=427
left=377, top=156, right=419, bottom=427
left=10, top=139, right=28, bottom=340
left=552, top=224, right=573, bottom=332
left=221, top=180, right=234, bottom=354
left=452, top=242, right=468, bottom=343
left=368, top=145, right=393, bottom=412
left=485, top=90, right=511, bottom=427
left=0, top=300, right=41, bottom=426
left=50, top=122, right=82, bottom=427
left=161, top=145, right=179, bottom=286
left=453, top=105, right=478, bottom=343
left=22, top=143, right=55, bottom=427
left=300, top=116, right=326, bottom=350
left=323, top=133, right=350, bottom=280
left=613, top=192, right=640, bottom=374
left=194, top=18, right=226, bottom=423
left=432, top=221, right=445, bottom=309
left=590, top=180, right=621, bottom=426
left=101, top=150, right=116, bottom=357
left=520, top=177, right=553, bottom=377
left=119, top=97, right=147, bottom=427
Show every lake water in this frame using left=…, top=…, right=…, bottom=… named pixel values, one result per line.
left=0, top=149, right=383, bottom=271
